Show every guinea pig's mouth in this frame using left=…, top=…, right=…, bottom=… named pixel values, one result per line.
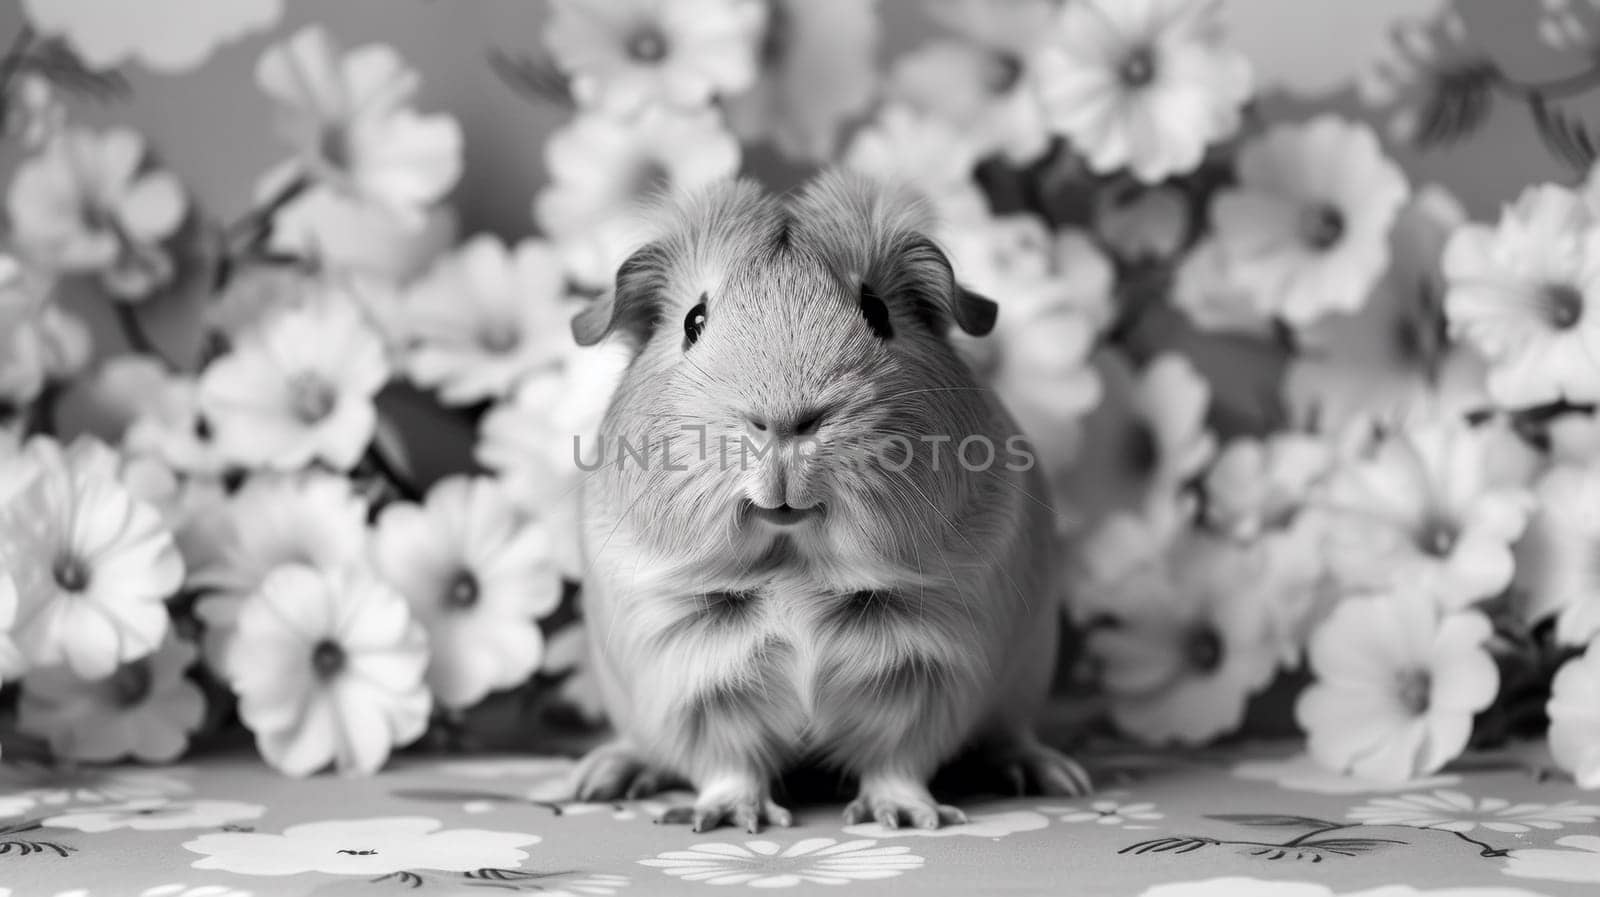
left=744, top=501, right=824, bottom=528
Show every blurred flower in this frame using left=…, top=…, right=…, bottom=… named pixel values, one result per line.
left=1226, top=0, right=1450, bottom=100
left=1032, top=0, right=1252, bottom=182
left=97, top=356, right=227, bottom=477
left=371, top=476, right=560, bottom=709
left=545, top=0, right=766, bottom=115
left=189, top=471, right=370, bottom=676
left=43, top=798, right=264, bottom=833
left=1077, top=530, right=1282, bottom=745
left=1201, top=432, right=1332, bottom=542
left=0, top=435, right=181, bottom=678
left=227, top=564, right=430, bottom=776
left=535, top=106, right=740, bottom=289
left=18, top=634, right=204, bottom=763
left=3, top=73, right=65, bottom=149
left=1358, top=10, right=1486, bottom=145
left=0, top=573, right=23, bottom=686
left=1549, top=640, right=1600, bottom=789
left=198, top=299, right=389, bottom=471
left=0, top=255, right=90, bottom=406
left=1170, top=240, right=1274, bottom=336
left=1211, top=116, right=1410, bottom=328
left=1285, top=185, right=1487, bottom=432
left=1297, top=593, right=1496, bottom=783
left=725, top=0, right=880, bottom=163
left=842, top=103, right=989, bottom=227
left=401, top=236, right=575, bottom=405
left=1517, top=463, right=1600, bottom=646
left=478, top=343, right=631, bottom=578
left=262, top=180, right=458, bottom=281
left=947, top=218, right=1110, bottom=469
left=542, top=621, right=607, bottom=724
left=22, top=0, right=284, bottom=72
left=1320, top=416, right=1532, bottom=610
left=7, top=127, right=187, bottom=300
left=1443, top=183, right=1600, bottom=408
left=1094, top=183, right=1190, bottom=263
left=1058, top=352, right=1217, bottom=525
left=890, top=0, right=1057, bottom=164
left=256, top=26, right=462, bottom=223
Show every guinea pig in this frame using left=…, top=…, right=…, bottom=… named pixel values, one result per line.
left=565, top=171, right=1089, bottom=833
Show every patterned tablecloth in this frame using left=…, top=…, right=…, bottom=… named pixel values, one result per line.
left=2, top=741, right=1599, bottom=896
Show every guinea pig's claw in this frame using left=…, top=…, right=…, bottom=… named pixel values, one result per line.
left=996, top=743, right=1094, bottom=797
left=843, top=794, right=966, bottom=830
left=659, top=797, right=793, bottom=833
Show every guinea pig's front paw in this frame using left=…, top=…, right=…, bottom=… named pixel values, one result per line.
left=991, top=739, right=1094, bottom=798
left=657, top=775, right=793, bottom=834
left=571, top=741, right=682, bottom=801
left=843, top=776, right=967, bottom=830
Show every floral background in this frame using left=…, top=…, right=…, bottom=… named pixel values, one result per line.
left=7, top=0, right=1600, bottom=857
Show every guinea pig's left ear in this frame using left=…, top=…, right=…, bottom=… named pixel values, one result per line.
left=571, top=243, right=667, bottom=348
left=900, top=235, right=999, bottom=338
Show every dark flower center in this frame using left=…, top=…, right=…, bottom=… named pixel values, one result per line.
left=53, top=554, right=91, bottom=593
left=443, top=569, right=480, bottom=610
left=80, top=200, right=116, bottom=233
left=1185, top=625, right=1224, bottom=674
left=984, top=51, right=1025, bottom=95
left=310, top=639, right=346, bottom=680
left=627, top=24, right=670, bottom=63
left=287, top=373, right=337, bottom=425
left=1415, top=515, right=1458, bottom=558
left=1124, top=422, right=1159, bottom=476
left=318, top=126, right=352, bottom=172
left=1118, top=46, right=1156, bottom=88
left=1397, top=668, right=1431, bottom=716
left=1300, top=204, right=1345, bottom=251
left=107, top=659, right=153, bottom=708
left=1541, top=282, right=1584, bottom=330
left=477, top=326, right=520, bottom=354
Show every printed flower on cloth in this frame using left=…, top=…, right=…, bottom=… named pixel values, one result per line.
left=256, top=26, right=462, bottom=223
left=1347, top=790, right=1600, bottom=832
left=197, top=299, right=390, bottom=472
left=639, top=838, right=925, bottom=887
left=184, top=816, right=540, bottom=876
left=1141, top=880, right=1554, bottom=897
left=545, top=0, right=766, bottom=115
left=0, top=765, right=191, bottom=805
left=1209, top=116, right=1409, bottom=329
left=371, top=475, right=560, bottom=709
left=1043, top=799, right=1164, bottom=828
left=724, top=0, right=879, bottom=163
left=1320, top=416, right=1532, bottom=610
left=1548, top=641, right=1600, bottom=789
left=1296, top=593, right=1498, bottom=783
left=43, top=798, right=264, bottom=833
left=400, top=235, right=576, bottom=406
left=1443, top=183, right=1600, bottom=408
left=225, top=564, right=431, bottom=776
left=0, top=435, right=181, bottom=678
left=1032, top=0, right=1252, bottom=182
left=842, top=809, right=1050, bottom=839
left=21, top=0, right=284, bottom=72
left=188, top=471, right=370, bottom=675
left=7, top=126, right=187, bottom=300
left=18, top=633, right=205, bottom=763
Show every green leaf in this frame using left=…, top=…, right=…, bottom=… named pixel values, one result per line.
left=1529, top=95, right=1598, bottom=173
left=1413, top=62, right=1497, bottom=148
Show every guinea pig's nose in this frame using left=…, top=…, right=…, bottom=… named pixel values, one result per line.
left=744, top=407, right=830, bottom=439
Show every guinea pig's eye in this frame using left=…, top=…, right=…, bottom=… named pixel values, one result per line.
left=683, top=297, right=708, bottom=348
left=859, top=283, right=893, bottom=340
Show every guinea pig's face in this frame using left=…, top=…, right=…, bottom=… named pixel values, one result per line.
left=574, top=177, right=1002, bottom=583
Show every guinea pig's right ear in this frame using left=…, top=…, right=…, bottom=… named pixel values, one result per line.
left=571, top=243, right=668, bottom=349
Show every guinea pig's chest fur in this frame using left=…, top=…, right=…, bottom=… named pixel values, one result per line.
left=622, top=570, right=989, bottom=766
